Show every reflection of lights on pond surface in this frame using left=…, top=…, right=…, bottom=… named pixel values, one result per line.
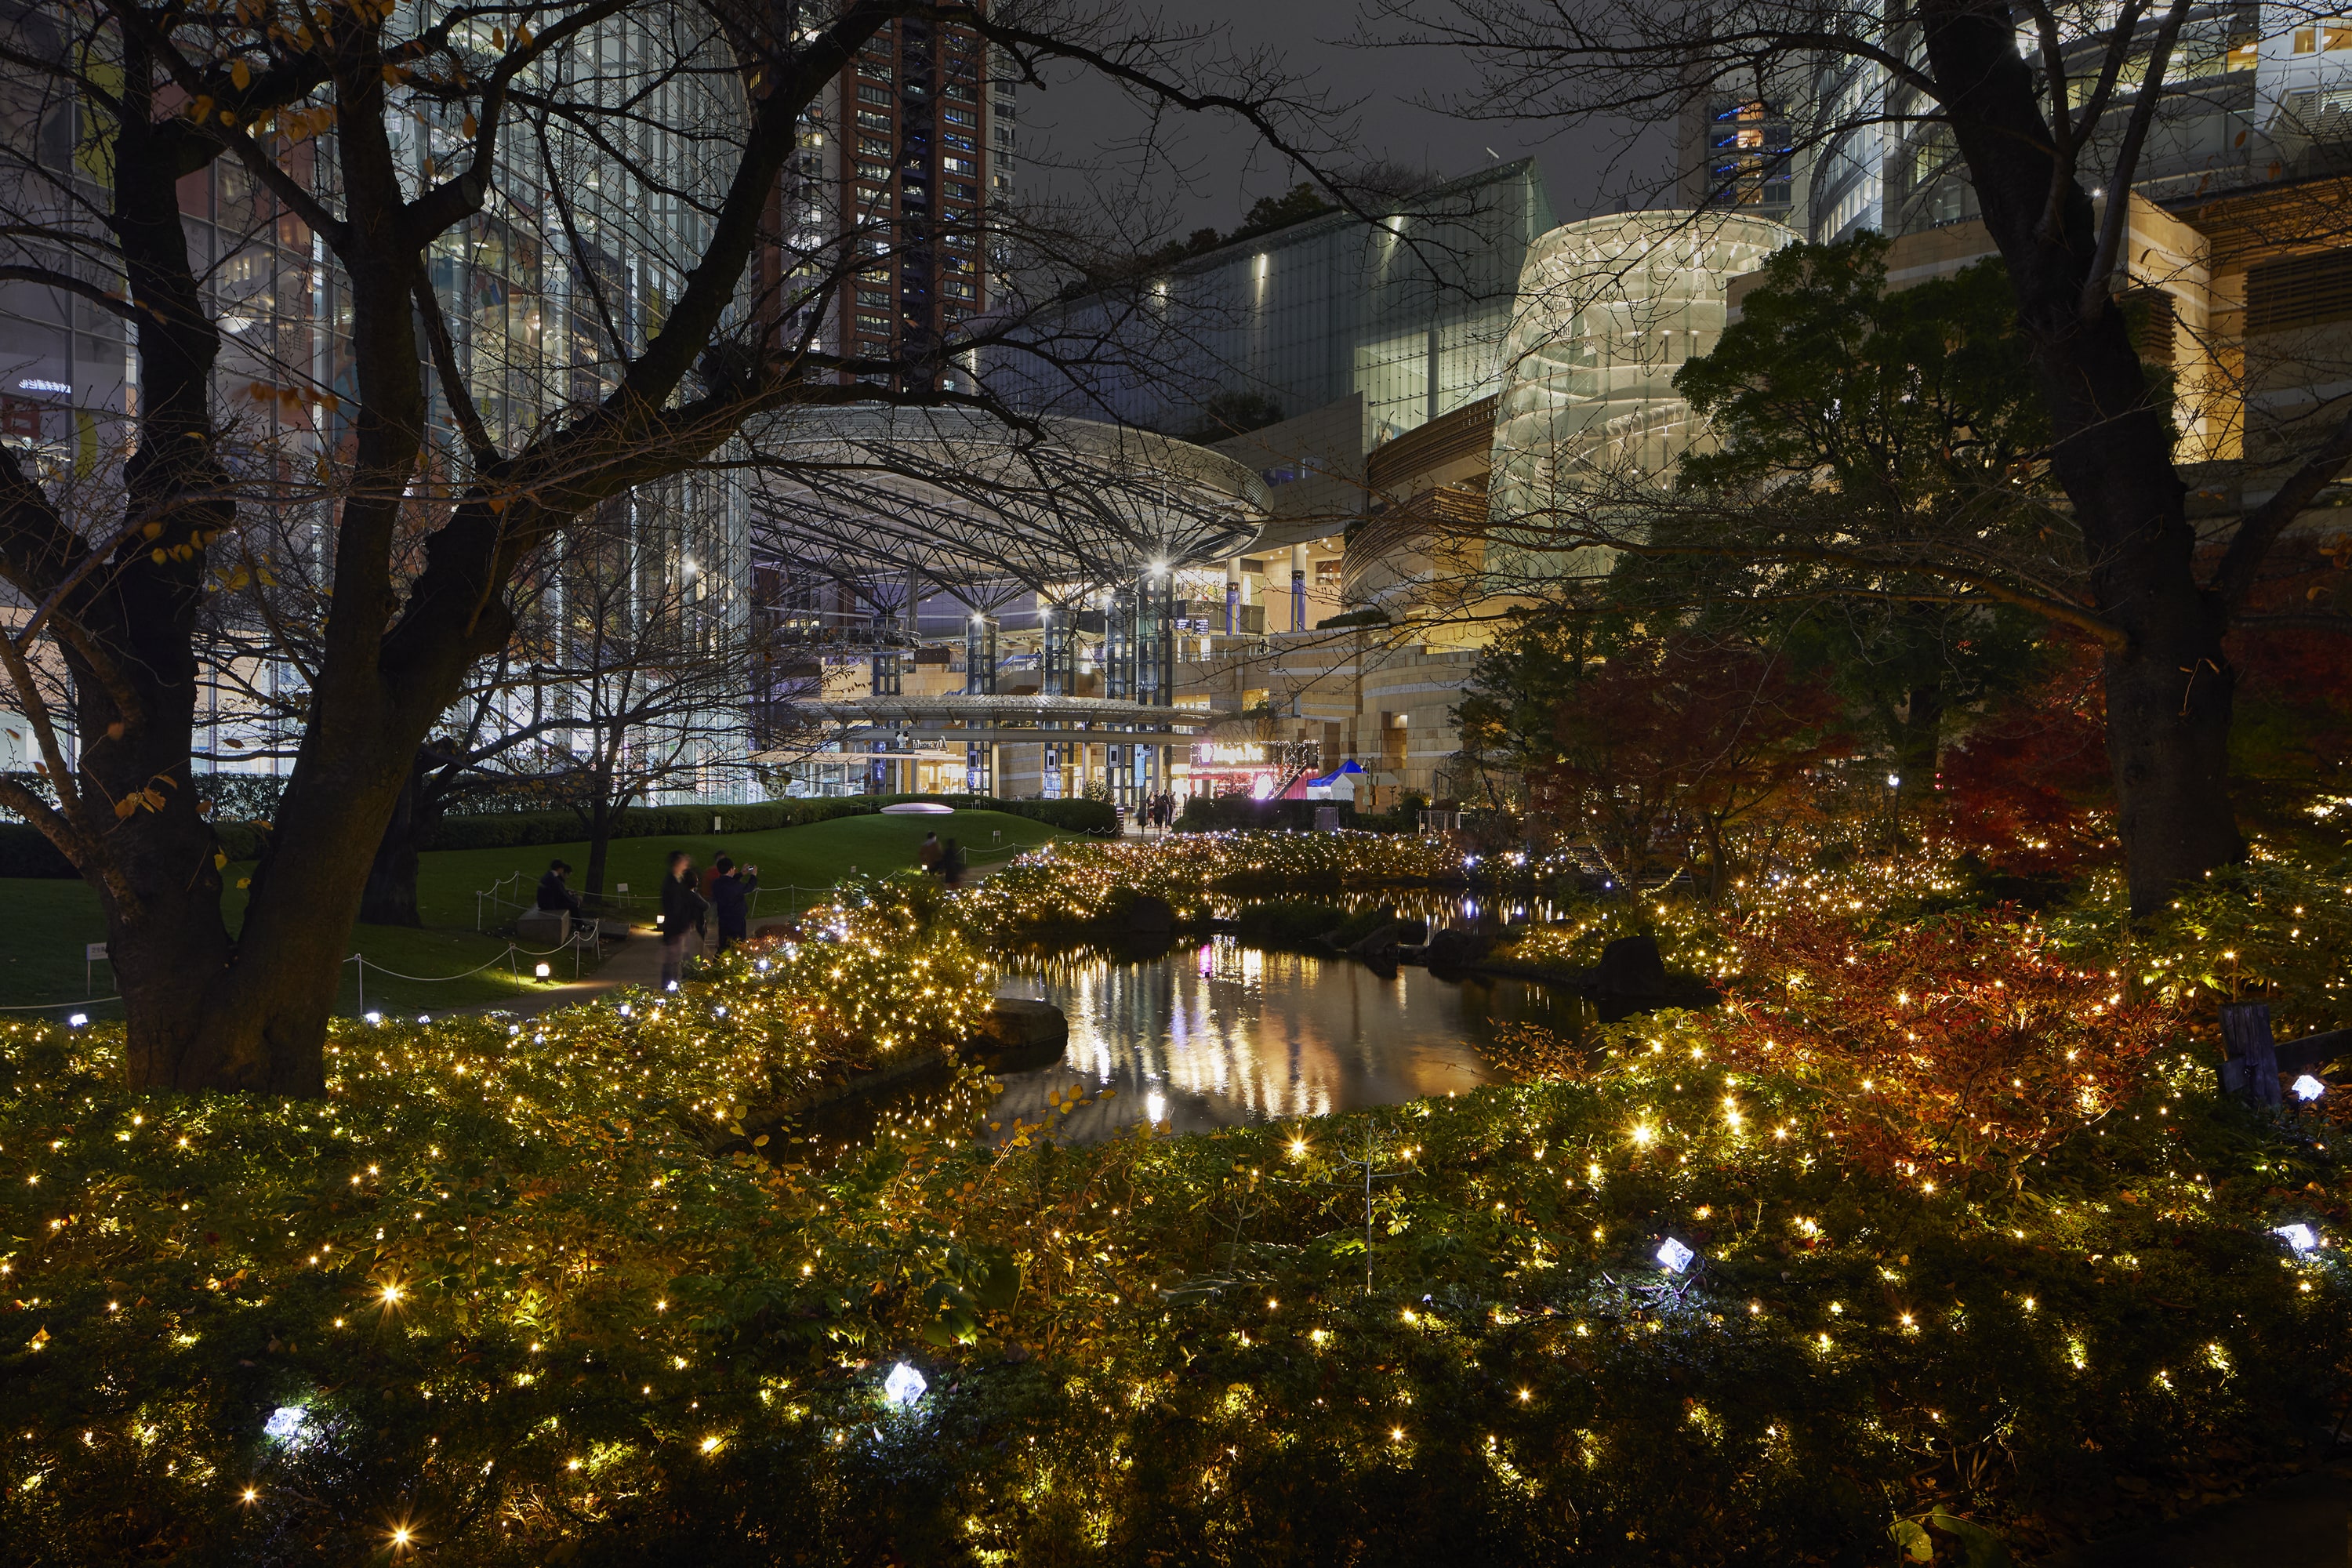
left=985, top=938, right=1571, bottom=1144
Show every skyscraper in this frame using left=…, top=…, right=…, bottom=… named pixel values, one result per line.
left=775, top=8, right=1011, bottom=394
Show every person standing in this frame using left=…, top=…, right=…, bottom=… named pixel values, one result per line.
left=940, top=837, right=966, bottom=888
left=659, top=850, right=708, bottom=989
left=916, top=830, right=943, bottom=875
left=711, top=856, right=758, bottom=955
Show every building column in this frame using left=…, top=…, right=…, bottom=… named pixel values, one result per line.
left=1290, top=543, right=1308, bottom=632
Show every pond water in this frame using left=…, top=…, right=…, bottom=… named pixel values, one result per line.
left=985, top=938, right=1586, bottom=1145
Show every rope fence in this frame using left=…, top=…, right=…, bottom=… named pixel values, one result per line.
left=347, top=928, right=602, bottom=1014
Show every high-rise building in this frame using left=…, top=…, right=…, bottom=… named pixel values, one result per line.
left=773, top=9, right=1011, bottom=394
left=1009, top=160, right=1554, bottom=450
left=0, top=12, right=753, bottom=800
left=1681, top=96, right=1803, bottom=229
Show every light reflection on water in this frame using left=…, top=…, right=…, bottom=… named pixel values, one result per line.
left=990, top=937, right=1582, bottom=1145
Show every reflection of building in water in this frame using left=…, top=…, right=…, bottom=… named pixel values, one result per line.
left=989, top=938, right=1575, bottom=1142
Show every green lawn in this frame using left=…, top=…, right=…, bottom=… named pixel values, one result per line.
left=409, top=806, right=1056, bottom=927
left=0, top=807, right=1061, bottom=1015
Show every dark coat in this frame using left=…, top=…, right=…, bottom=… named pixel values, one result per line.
left=711, top=871, right=757, bottom=938
left=536, top=871, right=583, bottom=914
left=659, top=871, right=708, bottom=938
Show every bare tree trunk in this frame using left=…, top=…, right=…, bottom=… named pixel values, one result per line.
left=1891, top=682, right=1944, bottom=844
left=358, top=752, right=436, bottom=927
left=582, top=765, right=620, bottom=899
left=1922, top=1, right=2242, bottom=913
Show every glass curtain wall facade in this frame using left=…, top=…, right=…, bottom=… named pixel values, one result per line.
left=1882, top=3, right=2267, bottom=235
left=0, top=3, right=753, bottom=799
left=1488, top=212, right=1798, bottom=569
left=1015, top=161, right=1555, bottom=449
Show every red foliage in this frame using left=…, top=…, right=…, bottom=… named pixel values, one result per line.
left=2229, top=535, right=2352, bottom=835
left=1531, top=637, right=1850, bottom=883
left=1936, top=635, right=2112, bottom=875
left=1703, top=905, right=2176, bottom=1183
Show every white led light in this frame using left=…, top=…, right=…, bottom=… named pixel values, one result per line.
left=2292, top=1074, right=2325, bottom=1102
left=2274, top=1223, right=2321, bottom=1255
left=1656, top=1236, right=1696, bottom=1274
left=884, top=1363, right=927, bottom=1406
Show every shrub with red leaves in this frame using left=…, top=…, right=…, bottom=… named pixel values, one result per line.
left=1699, top=905, right=2179, bottom=1185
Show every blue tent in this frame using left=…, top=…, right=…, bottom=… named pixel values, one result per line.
left=1305, top=758, right=1365, bottom=792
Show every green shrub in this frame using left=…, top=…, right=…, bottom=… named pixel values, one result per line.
left=7, top=869, right=2349, bottom=1564
left=0, top=823, right=73, bottom=877
left=1231, top=898, right=1349, bottom=947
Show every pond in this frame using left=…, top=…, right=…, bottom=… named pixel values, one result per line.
left=984, top=937, right=1585, bottom=1145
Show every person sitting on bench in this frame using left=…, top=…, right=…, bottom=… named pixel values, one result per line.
left=537, top=859, right=584, bottom=917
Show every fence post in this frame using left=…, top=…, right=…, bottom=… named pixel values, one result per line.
left=2220, top=1001, right=2281, bottom=1107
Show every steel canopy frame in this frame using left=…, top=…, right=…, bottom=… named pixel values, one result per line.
left=746, top=406, right=1269, bottom=615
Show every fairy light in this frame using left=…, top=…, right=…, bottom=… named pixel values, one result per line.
left=0, top=833, right=2338, bottom=1551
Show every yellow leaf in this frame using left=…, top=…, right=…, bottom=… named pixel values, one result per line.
left=105, top=721, right=124, bottom=740
left=214, top=851, right=227, bottom=869
left=114, top=797, right=136, bottom=819
left=230, top=58, right=251, bottom=89
left=381, top=63, right=401, bottom=85
left=236, top=877, right=251, bottom=889
left=461, top=112, right=477, bottom=137
left=150, top=549, right=166, bottom=565
left=188, top=96, right=214, bottom=122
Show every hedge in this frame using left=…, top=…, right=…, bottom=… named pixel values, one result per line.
left=419, top=793, right=1116, bottom=851
left=1173, top=794, right=1424, bottom=835
left=0, top=794, right=1115, bottom=881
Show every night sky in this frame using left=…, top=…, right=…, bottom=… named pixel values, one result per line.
left=1014, top=1, right=1667, bottom=243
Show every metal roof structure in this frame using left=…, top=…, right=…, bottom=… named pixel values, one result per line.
left=766, top=694, right=1215, bottom=753
left=746, top=406, right=1271, bottom=618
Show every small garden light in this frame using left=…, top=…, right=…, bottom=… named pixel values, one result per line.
left=67, top=1014, right=86, bottom=1028
left=2292, top=1074, right=2325, bottom=1102
left=534, top=962, right=551, bottom=982
left=1656, top=1236, right=1695, bottom=1273
left=2274, top=1223, right=2321, bottom=1255
left=884, top=1363, right=927, bottom=1407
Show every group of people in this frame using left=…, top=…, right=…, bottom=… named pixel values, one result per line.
left=659, top=851, right=757, bottom=988
left=1138, top=791, right=1181, bottom=833
left=915, top=831, right=967, bottom=887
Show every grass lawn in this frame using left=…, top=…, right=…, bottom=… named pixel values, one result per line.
left=0, top=806, right=1062, bottom=1016
left=410, top=805, right=1058, bottom=927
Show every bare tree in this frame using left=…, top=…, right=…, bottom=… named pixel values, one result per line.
left=0, top=0, right=1348, bottom=1093
left=1383, top=0, right=2352, bottom=913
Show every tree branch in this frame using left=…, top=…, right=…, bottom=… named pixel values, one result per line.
left=2081, top=0, right=2192, bottom=320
